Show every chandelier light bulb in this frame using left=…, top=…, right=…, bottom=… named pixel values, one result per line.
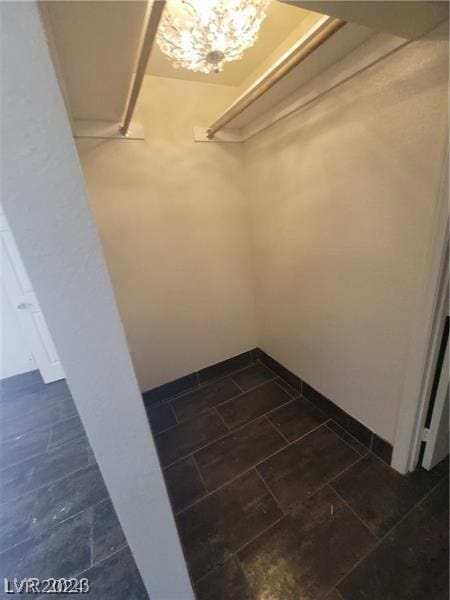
left=156, top=0, right=269, bottom=74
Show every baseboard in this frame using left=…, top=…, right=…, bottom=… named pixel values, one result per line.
left=258, top=349, right=393, bottom=465
left=142, top=349, right=258, bottom=405
left=142, top=346, right=393, bottom=465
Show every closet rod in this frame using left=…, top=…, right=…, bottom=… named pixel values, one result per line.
left=121, top=0, right=166, bottom=135
left=206, top=17, right=346, bottom=139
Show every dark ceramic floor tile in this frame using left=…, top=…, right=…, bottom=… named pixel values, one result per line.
left=257, top=425, right=358, bottom=509
left=218, top=381, right=290, bottom=430
left=172, top=378, right=240, bottom=422
left=258, top=351, right=303, bottom=393
left=145, top=402, right=176, bottom=434
left=371, top=434, right=393, bottom=464
left=0, top=370, right=43, bottom=396
left=268, top=396, right=328, bottom=442
left=0, top=389, right=62, bottom=423
left=60, top=396, right=78, bottom=419
left=92, top=499, right=126, bottom=564
left=48, top=415, right=86, bottom=448
left=164, top=456, right=206, bottom=512
left=250, top=348, right=261, bottom=361
left=331, top=454, right=448, bottom=538
left=0, top=464, right=107, bottom=552
left=326, top=421, right=370, bottom=456
left=199, top=351, right=253, bottom=384
left=0, top=404, right=60, bottom=441
left=142, top=372, right=198, bottom=406
left=303, top=382, right=373, bottom=448
left=231, top=363, right=275, bottom=392
left=195, top=558, right=254, bottom=600
left=44, top=379, right=71, bottom=399
left=154, top=411, right=227, bottom=467
left=327, top=590, right=344, bottom=600
left=177, top=470, right=282, bottom=581
left=47, top=547, right=149, bottom=600
left=338, top=479, right=449, bottom=600
left=0, top=490, right=37, bottom=552
left=273, top=377, right=299, bottom=398
left=239, top=486, right=376, bottom=600
left=0, top=510, right=92, bottom=579
left=0, top=426, right=50, bottom=469
left=0, top=437, right=90, bottom=502
left=195, top=418, right=286, bottom=491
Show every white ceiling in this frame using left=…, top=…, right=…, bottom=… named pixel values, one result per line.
left=146, top=1, right=319, bottom=87
left=283, top=1, right=449, bottom=39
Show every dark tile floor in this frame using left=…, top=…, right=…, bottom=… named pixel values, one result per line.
left=1, top=363, right=448, bottom=600
left=145, top=359, right=449, bottom=600
left=0, top=371, right=148, bottom=599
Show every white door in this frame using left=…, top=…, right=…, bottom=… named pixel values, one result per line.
left=0, top=279, right=36, bottom=379
left=0, top=210, right=64, bottom=383
left=422, top=321, right=449, bottom=470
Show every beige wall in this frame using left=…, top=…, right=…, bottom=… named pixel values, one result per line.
left=77, top=28, right=447, bottom=443
left=77, top=76, right=257, bottom=392
left=244, top=26, right=448, bottom=443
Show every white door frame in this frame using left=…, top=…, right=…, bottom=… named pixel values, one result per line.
left=392, top=142, right=449, bottom=474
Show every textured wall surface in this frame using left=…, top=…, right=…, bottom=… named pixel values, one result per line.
left=244, top=24, right=448, bottom=443
left=77, top=23, right=447, bottom=444
left=1, top=3, right=193, bottom=597
left=77, top=76, right=257, bottom=392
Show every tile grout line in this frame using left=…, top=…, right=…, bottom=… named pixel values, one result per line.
left=0, top=392, right=73, bottom=427
left=146, top=360, right=259, bottom=408
left=89, top=506, right=94, bottom=567
left=168, top=400, right=179, bottom=425
left=35, top=542, right=132, bottom=593
left=327, top=483, right=381, bottom=541
left=214, top=407, right=231, bottom=432
left=332, top=475, right=448, bottom=594
left=192, top=513, right=287, bottom=585
left=158, top=394, right=298, bottom=469
left=173, top=422, right=335, bottom=515
left=193, top=555, right=244, bottom=589
left=152, top=381, right=271, bottom=437
left=273, top=376, right=301, bottom=398
left=191, top=454, right=210, bottom=496
left=232, top=513, right=286, bottom=563
left=264, top=414, right=290, bottom=445
left=253, top=467, right=285, bottom=514
left=0, top=432, right=89, bottom=478
left=0, top=455, right=93, bottom=507
left=326, top=453, right=366, bottom=490
left=325, top=421, right=371, bottom=458
left=230, top=377, right=245, bottom=394
left=0, top=497, right=109, bottom=557
left=145, top=356, right=281, bottom=411
left=161, top=400, right=320, bottom=471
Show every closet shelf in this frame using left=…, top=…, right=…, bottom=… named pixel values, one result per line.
left=203, top=15, right=375, bottom=142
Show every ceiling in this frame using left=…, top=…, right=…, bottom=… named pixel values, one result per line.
left=42, top=0, right=147, bottom=121
left=146, top=1, right=319, bottom=87
left=42, top=0, right=322, bottom=121
left=41, top=0, right=448, bottom=124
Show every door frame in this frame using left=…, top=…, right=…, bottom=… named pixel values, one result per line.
left=392, top=141, right=449, bottom=474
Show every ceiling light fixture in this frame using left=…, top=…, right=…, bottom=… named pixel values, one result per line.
left=156, top=0, right=269, bottom=74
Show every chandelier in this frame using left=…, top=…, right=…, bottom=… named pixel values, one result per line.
left=156, top=0, right=269, bottom=74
